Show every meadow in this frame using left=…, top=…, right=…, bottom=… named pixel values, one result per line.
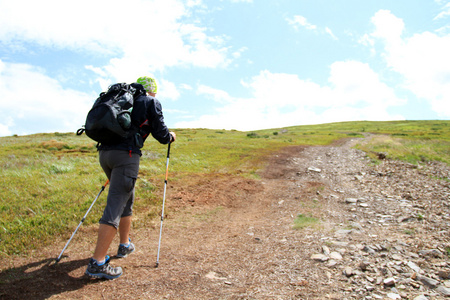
left=0, top=120, right=449, bottom=258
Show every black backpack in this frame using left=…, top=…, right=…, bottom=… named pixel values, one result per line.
left=77, top=83, right=143, bottom=144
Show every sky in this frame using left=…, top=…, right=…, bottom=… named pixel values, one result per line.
left=0, top=0, right=449, bottom=136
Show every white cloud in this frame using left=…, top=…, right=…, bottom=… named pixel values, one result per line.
left=328, top=61, right=405, bottom=107
left=371, top=10, right=405, bottom=43
left=358, top=34, right=375, bottom=53
left=369, top=10, right=450, bottom=117
left=325, top=27, right=338, bottom=40
left=434, top=1, right=450, bottom=20
left=0, top=115, right=13, bottom=136
left=159, top=79, right=180, bottom=101
left=287, top=16, right=339, bottom=41
left=187, top=0, right=203, bottom=7
left=197, top=85, right=233, bottom=104
left=286, top=15, right=317, bottom=31
left=180, top=84, right=193, bottom=90
left=232, top=47, right=248, bottom=59
left=176, top=64, right=405, bottom=131
left=0, top=0, right=233, bottom=82
left=0, top=60, right=93, bottom=136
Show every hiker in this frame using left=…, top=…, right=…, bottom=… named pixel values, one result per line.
left=85, top=76, right=176, bottom=279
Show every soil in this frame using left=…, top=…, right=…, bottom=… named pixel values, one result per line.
left=1, top=136, right=449, bottom=299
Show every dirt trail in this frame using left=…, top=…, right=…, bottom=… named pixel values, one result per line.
left=1, top=137, right=449, bottom=299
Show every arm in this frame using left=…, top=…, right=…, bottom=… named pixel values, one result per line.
left=147, top=98, right=174, bottom=144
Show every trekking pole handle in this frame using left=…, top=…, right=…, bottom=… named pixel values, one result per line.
left=165, top=143, right=171, bottom=182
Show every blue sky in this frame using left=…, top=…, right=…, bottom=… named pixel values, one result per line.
left=0, top=0, right=449, bottom=136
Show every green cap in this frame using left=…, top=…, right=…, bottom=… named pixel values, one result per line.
left=137, top=76, right=158, bottom=94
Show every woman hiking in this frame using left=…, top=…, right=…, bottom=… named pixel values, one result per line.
left=85, top=76, right=176, bottom=279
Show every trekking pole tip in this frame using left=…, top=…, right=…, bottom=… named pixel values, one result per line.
left=155, top=262, right=159, bottom=268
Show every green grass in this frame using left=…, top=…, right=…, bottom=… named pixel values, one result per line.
left=0, top=120, right=449, bottom=258
left=404, top=229, right=415, bottom=235
left=317, top=120, right=450, bottom=164
left=293, top=214, right=320, bottom=229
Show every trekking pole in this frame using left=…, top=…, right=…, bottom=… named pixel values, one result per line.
left=55, top=180, right=109, bottom=263
left=155, top=142, right=171, bottom=268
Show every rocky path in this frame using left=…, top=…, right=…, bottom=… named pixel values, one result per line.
left=286, top=138, right=450, bottom=299
left=1, top=136, right=449, bottom=299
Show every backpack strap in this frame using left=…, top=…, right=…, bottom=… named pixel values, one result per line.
left=130, top=83, right=146, bottom=99
left=76, top=127, right=85, bottom=136
left=139, top=119, right=150, bottom=139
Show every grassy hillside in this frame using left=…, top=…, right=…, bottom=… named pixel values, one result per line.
left=0, top=120, right=449, bottom=258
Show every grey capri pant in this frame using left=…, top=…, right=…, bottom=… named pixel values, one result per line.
left=98, top=150, right=140, bottom=228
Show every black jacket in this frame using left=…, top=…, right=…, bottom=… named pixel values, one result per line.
left=98, top=88, right=172, bottom=155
